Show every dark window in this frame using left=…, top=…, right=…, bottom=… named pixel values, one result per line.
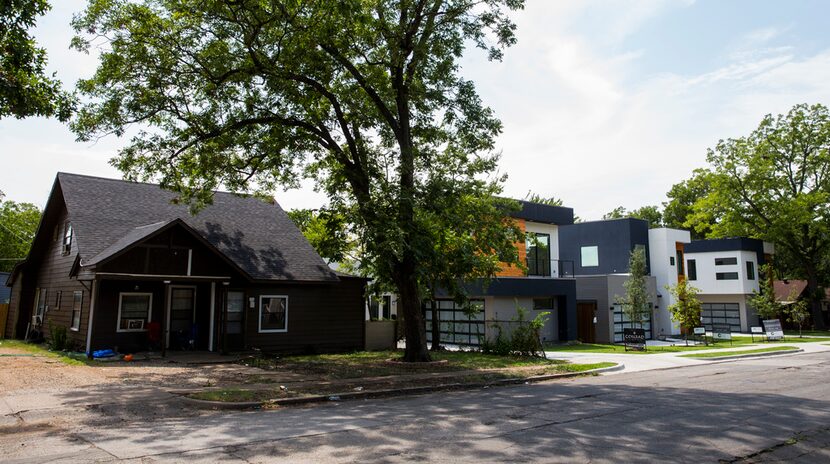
left=676, top=251, right=685, bottom=276
left=687, top=259, right=697, bottom=280
left=259, top=295, right=288, bottom=332
left=716, top=272, right=739, bottom=280
left=424, top=300, right=485, bottom=346
left=62, top=222, right=73, bottom=255
left=54, top=290, right=62, bottom=310
left=715, top=257, right=737, bottom=266
left=526, top=232, right=551, bottom=276
left=669, top=256, right=675, bottom=266
left=746, top=261, right=755, bottom=280
left=533, top=298, right=555, bottom=310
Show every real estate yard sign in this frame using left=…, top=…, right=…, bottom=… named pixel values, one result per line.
left=763, top=319, right=785, bottom=341
left=623, top=328, right=646, bottom=351
left=713, top=324, right=732, bottom=345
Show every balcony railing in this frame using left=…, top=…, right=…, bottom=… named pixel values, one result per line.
left=527, top=259, right=575, bottom=278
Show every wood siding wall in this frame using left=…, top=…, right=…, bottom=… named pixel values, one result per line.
left=496, top=219, right=527, bottom=277
left=13, top=203, right=92, bottom=347
left=242, top=277, right=366, bottom=353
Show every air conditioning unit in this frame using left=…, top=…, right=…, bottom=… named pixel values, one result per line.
left=32, top=315, right=43, bottom=326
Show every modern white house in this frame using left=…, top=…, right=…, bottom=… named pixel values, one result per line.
left=648, top=227, right=692, bottom=337
left=682, top=238, right=774, bottom=332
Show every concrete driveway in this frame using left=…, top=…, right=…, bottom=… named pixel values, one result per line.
left=4, top=349, right=830, bottom=463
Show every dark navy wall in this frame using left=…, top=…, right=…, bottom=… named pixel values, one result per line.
left=510, top=201, right=574, bottom=226
left=559, top=219, right=651, bottom=275
left=684, top=237, right=767, bottom=266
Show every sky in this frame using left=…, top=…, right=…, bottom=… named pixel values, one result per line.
left=1, top=0, right=829, bottom=220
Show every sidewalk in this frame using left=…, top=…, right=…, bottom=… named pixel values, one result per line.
left=545, top=340, right=830, bottom=374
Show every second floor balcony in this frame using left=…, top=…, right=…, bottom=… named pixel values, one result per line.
left=526, top=259, right=575, bottom=279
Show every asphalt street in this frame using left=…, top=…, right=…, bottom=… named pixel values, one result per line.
left=4, top=350, right=830, bottom=463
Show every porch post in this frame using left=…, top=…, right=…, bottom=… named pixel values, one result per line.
left=84, top=278, right=99, bottom=357
left=208, top=282, right=216, bottom=352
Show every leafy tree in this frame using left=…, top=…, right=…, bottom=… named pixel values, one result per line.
left=602, top=205, right=663, bottom=228
left=748, top=264, right=783, bottom=321
left=696, top=104, right=830, bottom=329
left=663, top=168, right=715, bottom=239
left=618, top=247, right=650, bottom=328
left=0, top=193, right=41, bottom=272
left=1, top=0, right=72, bottom=120
left=666, top=278, right=702, bottom=345
left=71, top=0, right=526, bottom=361
left=287, top=208, right=356, bottom=265
left=784, top=290, right=810, bottom=338
left=523, top=192, right=563, bottom=206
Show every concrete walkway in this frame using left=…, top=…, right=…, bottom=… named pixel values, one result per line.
left=546, top=339, right=830, bottom=374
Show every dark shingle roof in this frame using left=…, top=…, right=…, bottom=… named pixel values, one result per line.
left=58, top=173, right=337, bottom=282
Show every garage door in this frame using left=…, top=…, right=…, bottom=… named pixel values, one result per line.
left=424, top=300, right=485, bottom=347
left=701, top=303, right=741, bottom=333
left=612, top=303, right=653, bottom=342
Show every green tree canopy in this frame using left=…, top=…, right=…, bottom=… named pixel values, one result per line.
left=602, top=205, right=664, bottom=229
left=0, top=193, right=41, bottom=272
left=663, top=168, right=715, bottom=239
left=0, top=0, right=72, bottom=120
left=71, top=0, right=526, bottom=361
left=618, top=247, right=650, bottom=327
left=693, top=103, right=830, bottom=329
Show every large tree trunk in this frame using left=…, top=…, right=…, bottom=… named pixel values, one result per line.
left=805, top=264, right=826, bottom=330
left=396, top=270, right=430, bottom=362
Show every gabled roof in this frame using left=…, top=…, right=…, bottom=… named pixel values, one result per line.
left=774, top=280, right=808, bottom=303
left=57, top=172, right=337, bottom=282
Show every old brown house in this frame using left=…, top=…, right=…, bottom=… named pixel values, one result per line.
left=4, top=173, right=365, bottom=355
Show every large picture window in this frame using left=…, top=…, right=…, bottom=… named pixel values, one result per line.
left=526, top=232, right=551, bottom=276
left=71, top=291, right=83, bottom=331
left=581, top=246, right=599, bottom=267
left=117, top=293, right=152, bottom=332
left=259, top=295, right=288, bottom=333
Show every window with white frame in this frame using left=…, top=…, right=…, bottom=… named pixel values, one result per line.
left=117, top=292, right=152, bottom=332
left=581, top=246, right=599, bottom=267
left=71, top=291, right=83, bottom=331
left=259, top=295, right=288, bottom=333
left=62, top=222, right=73, bottom=255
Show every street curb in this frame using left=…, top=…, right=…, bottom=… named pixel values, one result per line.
left=683, top=348, right=803, bottom=362
left=175, top=363, right=623, bottom=410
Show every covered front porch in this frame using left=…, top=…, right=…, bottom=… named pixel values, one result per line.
left=86, top=273, right=244, bottom=356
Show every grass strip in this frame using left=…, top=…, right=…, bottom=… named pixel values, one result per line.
left=0, top=340, right=90, bottom=366
left=679, top=346, right=798, bottom=359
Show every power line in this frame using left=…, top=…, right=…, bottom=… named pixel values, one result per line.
left=0, top=221, right=34, bottom=243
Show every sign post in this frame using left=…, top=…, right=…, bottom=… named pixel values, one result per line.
left=750, top=326, right=763, bottom=343
left=623, top=328, right=647, bottom=352
left=763, top=319, right=784, bottom=342
left=712, top=324, right=732, bottom=346
left=693, top=326, right=707, bottom=346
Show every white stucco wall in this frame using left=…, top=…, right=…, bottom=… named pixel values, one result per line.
left=648, top=228, right=691, bottom=336
left=685, top=250, right=760, bottom=295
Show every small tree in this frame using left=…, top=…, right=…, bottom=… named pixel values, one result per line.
left=748, top=264, right=782, bottom=321
left=666, top=279, right=702, bottom=345
left=784, top=289, right=810, bottom=338
left=619, top=247, right=650, bottom=328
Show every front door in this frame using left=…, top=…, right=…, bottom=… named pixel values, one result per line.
left=168, top=286, right=196, bottom=349
left=223, top=291, right=245, bottom=352
left=577, top=302, right=596, bottom=343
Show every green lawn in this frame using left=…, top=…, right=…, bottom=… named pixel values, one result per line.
left=245, top=350, right=572, bottom=380
left=0, top=340, right=90, bottom=366
left=679, top=346, right=798, bottom=359
left=544, top=336, right=830, bottom=355
left=785, top=330, right=830, bottom=337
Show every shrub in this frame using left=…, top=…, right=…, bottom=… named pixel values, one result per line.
left=48, top=323, right=68, bottom=352
left=481, top=305, right=549, bottom=358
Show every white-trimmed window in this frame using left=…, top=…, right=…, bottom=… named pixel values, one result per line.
left=62, top=222, right=73, bottom=255
left=581, top=246, right=599, bottom=267
left=117, top=292, right=152, bottom=332
left=259, top=295, right=288, bottom=333
left=71, top=291, right=83, bottom=331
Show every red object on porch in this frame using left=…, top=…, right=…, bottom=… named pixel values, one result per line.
left=147, top=321, right=161, bottom=343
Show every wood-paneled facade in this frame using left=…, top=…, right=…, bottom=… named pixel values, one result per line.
left=5, top=176, right=366, bottom=355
